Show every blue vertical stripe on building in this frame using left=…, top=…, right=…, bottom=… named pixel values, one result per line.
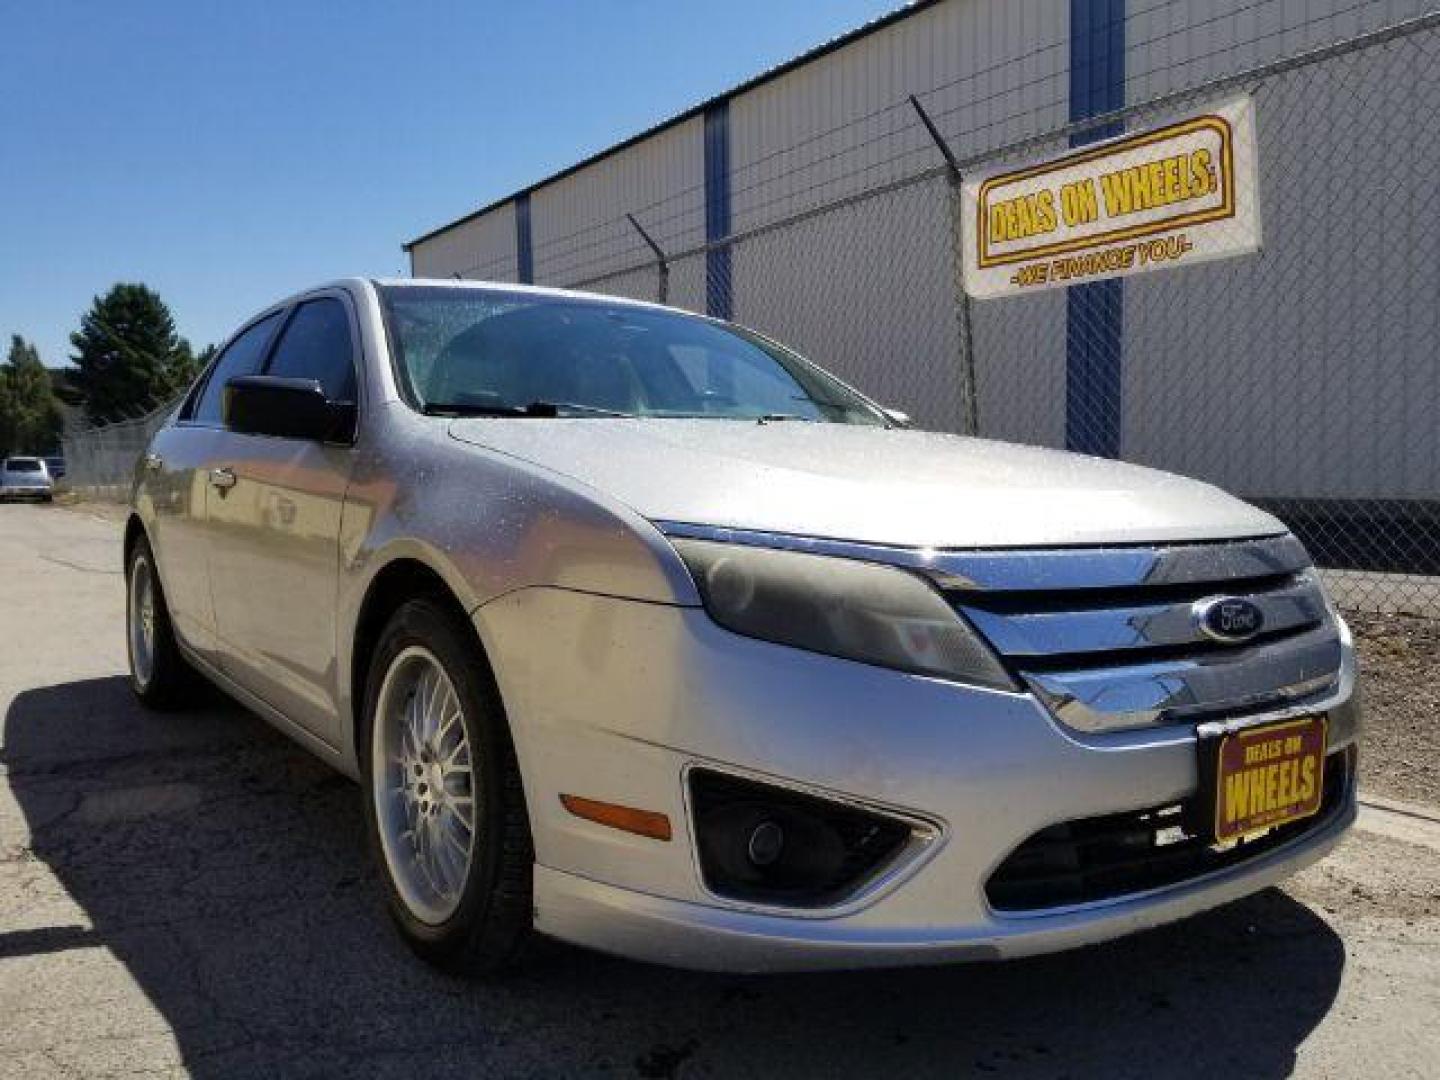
left=515, top=193, right=533, bottom=284
left=704, top=102, right=732, bottom=319
left=1066, top=0, right=1125, bottom=457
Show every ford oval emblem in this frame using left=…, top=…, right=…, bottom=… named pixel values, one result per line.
left=1193, top=596, right=1266, bottom=644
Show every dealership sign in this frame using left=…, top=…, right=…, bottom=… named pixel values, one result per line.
left=961, top=96, right=1261, bottom=299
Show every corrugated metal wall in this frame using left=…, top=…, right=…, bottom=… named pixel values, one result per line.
left=410, top=202, right=517, bottom=281
left=731, top=0, right=1069, bottom=231
left=532, top=117, right=705, bottom=290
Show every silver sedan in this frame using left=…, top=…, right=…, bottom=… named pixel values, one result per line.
left=1, top=456, right=55, bottom=502
left=126, top=279, right=1358, bottom=973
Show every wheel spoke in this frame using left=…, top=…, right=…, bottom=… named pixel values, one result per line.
left=434, top=826, right=467, bottom=893
left=441, top=814, right=471, bottom=857
left=424, top=671, right=440, bottom=739
left=442, top=738, right=470, bottom=773
left=425, top=668, right=443, bottom=742
left=436, top=682, right=460, bottom=745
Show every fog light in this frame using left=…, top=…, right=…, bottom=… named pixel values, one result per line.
left=747, top=821, right=785, bottom=867
left=689, top=769, right=916, bottom=908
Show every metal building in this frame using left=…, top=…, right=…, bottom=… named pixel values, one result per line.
left=402, top=0, right=1440, bottom=613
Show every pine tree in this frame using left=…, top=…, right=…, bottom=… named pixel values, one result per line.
left=0, top=335, right=64, bottom=454
left=68, top=283, right=194, bottom=422
left=166, top=337, right=205, bottom=394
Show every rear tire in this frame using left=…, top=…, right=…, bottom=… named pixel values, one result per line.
left=125, top=536, right=196, bottom=709
left=361, top=598, right=533, bottom=974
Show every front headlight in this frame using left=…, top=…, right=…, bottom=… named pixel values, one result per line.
left=673, top=539, right=1016, bottom=691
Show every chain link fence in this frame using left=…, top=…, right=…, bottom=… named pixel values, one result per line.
left=60, top=399, right=176, bottom=502
left=555, top=13, right=1440, bottom=617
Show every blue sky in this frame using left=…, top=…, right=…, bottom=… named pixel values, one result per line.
left=1, top=1, right=894, bottom=367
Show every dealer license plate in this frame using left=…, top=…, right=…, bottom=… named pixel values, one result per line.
left=1206, top=715, right=1327, bottom=843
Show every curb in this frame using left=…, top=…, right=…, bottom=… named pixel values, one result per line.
left=1356, top=791, right=1440, bottom=824
left=1354, top=791, right=1440, bottom=852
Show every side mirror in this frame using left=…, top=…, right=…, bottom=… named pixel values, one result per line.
left=881, top=407, right=912, bottom=429
left=224, top=375, right=356, bottom=442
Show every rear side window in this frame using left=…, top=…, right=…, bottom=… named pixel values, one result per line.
left=193, top=312, right=284, bottom=425
left=265, top=299, right=356, bottom=402
left=5, top=458, right=42, bottom=472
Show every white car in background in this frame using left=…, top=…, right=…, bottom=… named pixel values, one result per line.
left=0, top=457, right=54, bottom=502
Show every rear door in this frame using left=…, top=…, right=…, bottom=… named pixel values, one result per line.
left=145, top=310, right=285, bottom=667
left=205, top=292, right=360, bottom=744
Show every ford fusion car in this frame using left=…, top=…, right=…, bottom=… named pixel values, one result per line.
left=125, top=279, right=1359, bottom=973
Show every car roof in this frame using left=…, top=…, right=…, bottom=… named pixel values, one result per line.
left=367, top=277, right=680, bottom=316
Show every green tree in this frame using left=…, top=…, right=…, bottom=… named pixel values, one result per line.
left=47, top=366, right=84, bottom=408
left=0, top=335, right=65, bottom=454
left=68, top=283, right=195, bottom=422
left=166, top=337, right=209, bottom=394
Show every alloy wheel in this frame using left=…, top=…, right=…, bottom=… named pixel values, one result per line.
left=371, top=645, right=477, bottom=925
left=128, top=554, right=156, bottom=688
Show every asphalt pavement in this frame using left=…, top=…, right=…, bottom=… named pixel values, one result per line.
left=2, top=502, right=1437, bottom=1079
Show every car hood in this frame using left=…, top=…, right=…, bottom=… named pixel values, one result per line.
left=447, top=419, right=1282, bottom=549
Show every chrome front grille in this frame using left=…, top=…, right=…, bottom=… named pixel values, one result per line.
left=656, top=523, right=1345, bottom=736
left=932, top=535, right=1344, bottom=734
left=957, top=574, right=1325, bottom=657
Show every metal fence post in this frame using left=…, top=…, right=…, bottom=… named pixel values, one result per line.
left=909, top=95, right=979, bottom=436
left=625, top=212, right=670, bottom=305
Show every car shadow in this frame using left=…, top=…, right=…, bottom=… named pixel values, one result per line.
left=4, top=676, right=1346, bottom=1079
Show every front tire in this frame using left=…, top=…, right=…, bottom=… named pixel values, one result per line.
left=361, top=598, right=533, bottom=974
left=126, top=536, right=195, bottom=709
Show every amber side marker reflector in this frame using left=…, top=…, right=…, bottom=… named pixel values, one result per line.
left=560, top=795, right=673, bottom=841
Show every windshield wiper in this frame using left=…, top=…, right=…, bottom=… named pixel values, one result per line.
left=538, top=400, right=634, bottom=417
left=423, top=402, right=527, bottom=418
left=424, top=400, right=634, bottom=419
left=755, top=412, right=817, bottom=424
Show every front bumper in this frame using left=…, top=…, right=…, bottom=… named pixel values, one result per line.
left=534, top=792, right=1354, bottom=971
left=473, top=587, right=1359, bottom=973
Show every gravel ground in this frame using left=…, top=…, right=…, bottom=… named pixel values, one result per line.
left=1350, top=612, right=1440, bottom=808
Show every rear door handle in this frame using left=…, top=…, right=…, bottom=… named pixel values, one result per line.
left=209, top=467, right=237, bottom=491
left=142, top=453, right=163, bottom=472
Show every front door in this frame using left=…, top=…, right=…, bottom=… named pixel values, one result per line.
left=150, top=309, right=287, bottom=667
left=142, top=422, right=226, bottom=667
left=205, top=295, right=360, bottom=745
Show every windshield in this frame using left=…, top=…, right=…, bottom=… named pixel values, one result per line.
left=378, top=286, right=885, bottom=424
left=4, top=459, right=43, bottom=472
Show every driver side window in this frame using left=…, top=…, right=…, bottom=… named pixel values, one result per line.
left=264, top=298, right=357, bottom=402
left=192, top=312, right=283, bottom=425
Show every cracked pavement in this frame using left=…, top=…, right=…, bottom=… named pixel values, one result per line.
left=1, top=502, right=1438, bottom=1079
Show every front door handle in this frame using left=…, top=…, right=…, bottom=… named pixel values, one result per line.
left=209, top=467, right=237, bottom=491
